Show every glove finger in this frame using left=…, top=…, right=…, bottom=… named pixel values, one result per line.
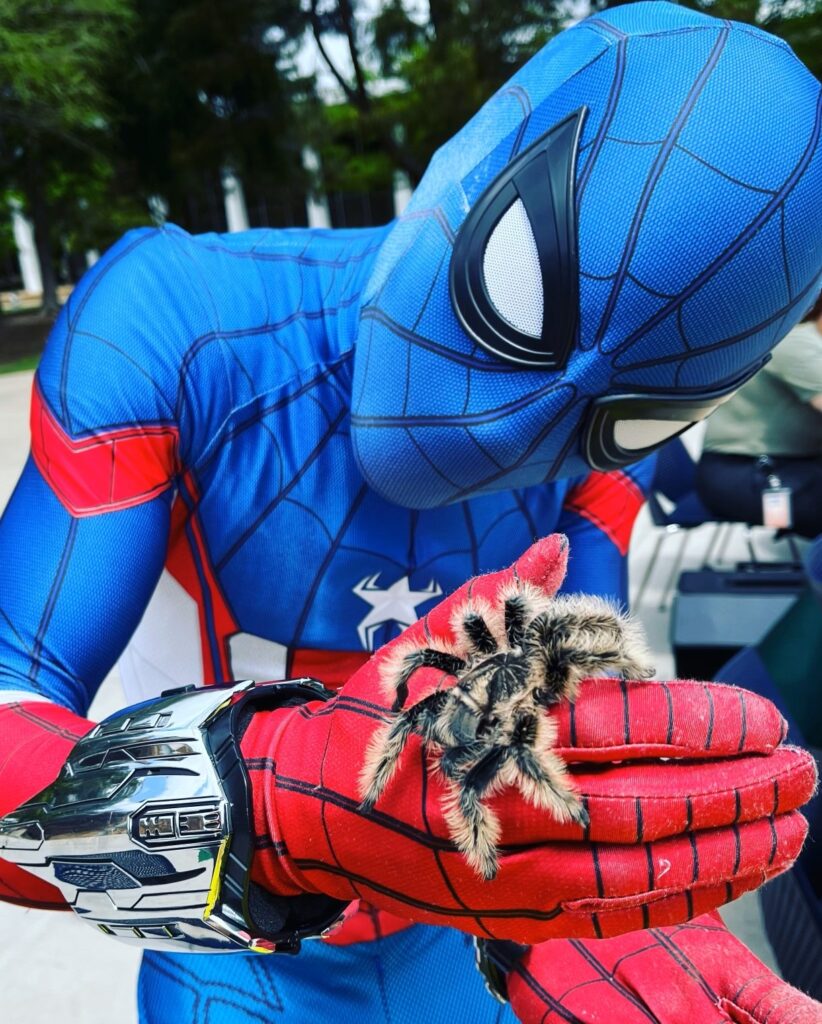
left=553, top=677, right=788, bottom=761
left=506, top=911, right=822, bottom=1024
left=507, top=811, right=807, bottom=943
left=508, top=917, right=737, bottom=1024
left=491, top=745, right=817, bottom=845
left=422, top=533, right=569, bottom=646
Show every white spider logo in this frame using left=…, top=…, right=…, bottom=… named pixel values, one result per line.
left=352, top=574, right=443, bottom=650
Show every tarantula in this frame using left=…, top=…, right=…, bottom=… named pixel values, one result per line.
left=359, top=583, right=654, bottom=880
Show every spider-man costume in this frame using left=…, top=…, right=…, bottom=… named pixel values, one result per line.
left=1, top=3, right=821, bottom=1021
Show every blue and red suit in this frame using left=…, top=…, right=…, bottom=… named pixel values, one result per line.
left=0, top=3, right=820, bottom=1021
left=0, top=223, right=649, bottom=1020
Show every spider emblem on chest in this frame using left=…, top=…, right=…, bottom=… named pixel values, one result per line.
left=359, top=582, right=653, bottom=879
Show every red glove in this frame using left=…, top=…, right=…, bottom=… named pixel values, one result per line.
left=241, top=536, right=816, bottom=942
left=505, top=912, right=822, bottom=1022
left=0, top=698, right=94, bottom=908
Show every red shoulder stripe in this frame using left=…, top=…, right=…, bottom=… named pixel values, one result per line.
left=563, top=470, right=645, bottom=556
left=30, top=382, right=179, bottom=517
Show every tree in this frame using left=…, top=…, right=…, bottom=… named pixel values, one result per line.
left=0, top=0, right=133, bottom=312
left=109, top=0, right=314, bottom=231
left=307, top=0, right=568, bottom=186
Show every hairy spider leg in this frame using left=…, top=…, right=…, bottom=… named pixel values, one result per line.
left=503, top=592, right=533, bottom=649
left=447, top=744, right=512, bottom=880
left=508, top=712, right=589, bottom=827
left=392, top=647, right=466, bottom=711
left=461, top=612, right=499, bottom=656
left=360, top=688, right=453, bottom=808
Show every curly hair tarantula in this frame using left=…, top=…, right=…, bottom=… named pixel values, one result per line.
left=359, top=583, right=654, bottom=880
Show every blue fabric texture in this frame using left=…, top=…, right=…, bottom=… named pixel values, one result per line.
left=138, top=924, right=515, bottom=1024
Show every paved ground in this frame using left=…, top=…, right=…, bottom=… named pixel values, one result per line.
left=0, top=369, right=783, bottom=1021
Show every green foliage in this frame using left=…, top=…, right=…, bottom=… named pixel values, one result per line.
left=110, top=0, right=313, bottom=221
left=666, top=0, right=822, bottom=79
left=0, top=0, right=132, bottom=139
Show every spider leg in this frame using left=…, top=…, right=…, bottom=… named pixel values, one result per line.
left=445, top=745, right=510, bottom=880
left=391, top=647, right=467, bottom=711
left=360, top=689, right=451, bottom=808
left=503, top=591, right=532, bottom=648
left=525, top=596, right=653, bottom=702
left=462, top=611, right=499, bottom=655
left=508, top=713, right=588, bottom=827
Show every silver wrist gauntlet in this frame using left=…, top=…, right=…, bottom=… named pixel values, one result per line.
left=0, top=678, right=347, bottom=953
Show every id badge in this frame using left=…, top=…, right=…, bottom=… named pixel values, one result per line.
left=762, top=486, right=793, bottom=529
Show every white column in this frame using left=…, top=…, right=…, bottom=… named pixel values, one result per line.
left=9, top=200, right=42, bottom=296
left=302, top=147, right=332, bottom=229
left=221, top=168, right=250, bottom=233
left=393, top=170, right=413, bottom=217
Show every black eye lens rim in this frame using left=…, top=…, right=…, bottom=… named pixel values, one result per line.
left=583, top=356, right=771, bottom=472
left=449, top=107, right=587, bottom=370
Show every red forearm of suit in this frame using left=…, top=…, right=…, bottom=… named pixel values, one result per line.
left=0, top=699, right=94, bottom=908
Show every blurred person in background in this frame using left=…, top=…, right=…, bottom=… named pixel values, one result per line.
left=697, top=293, right=822, bottom=538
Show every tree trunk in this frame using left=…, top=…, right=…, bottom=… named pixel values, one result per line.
left=23, top=145, right=59, bottom=317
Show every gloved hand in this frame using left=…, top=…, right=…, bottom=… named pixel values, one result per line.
left=241, top=535, right=816, bottom=942
left=502, top=912, right=822, bottom=1022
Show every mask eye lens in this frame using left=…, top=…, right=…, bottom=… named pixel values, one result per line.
left=613, top=418, right=694, bottom=452
left=584, top=389, right=741, bottom=471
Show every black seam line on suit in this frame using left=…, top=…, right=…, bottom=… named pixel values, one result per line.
left=594, top=26, right=729, bottom=347
left=592, top=913, right=603, bottom=938
left=620, top=678, right=630, bottom=744
left=417, top=741, right=490, bottom=938
left=703, top=684, right=715, bottom=750
left=176, top=294, right=361, bottom=417
left=685, top=797, right=693, bottom=830
left=661, top=682, right=674, bottom=745
left=576, top=39, right=627, bottom=203
left=569, top=940, right=659, bottom=1023
left=611, top=89, right=822, bottom=365
left=635, top=797, right=644, bottom=843
left=359, top=307, right=529, bottom=373
left=291, top=485, right=370, bottom=650
left=253, top=836, right=287, bottom=853
left=214, top=405, right=348, bottom=572
left=512, top=962, right=583, bottom=1023
left=592, top=844, right=605, bottom=898
left=291, top=860, right=564, bottom=921
left=733, top=789, right=742, bottom=824
left=7, top=702, right=85, bottom=740
left=650, top=927, right=720, bottom=1004
left=273, top=774, right=455, bottom=851
left=199, top=238, right=383, bottom=267
left=768, top=817, right=778, bottom=866
left=773, top=779, right=780, bottom=816
left=29, top=518, right=78, bottom=686
left=397, top=206, right=456, bottom=245
left=144, top=951, right=282, bottom=1017
left=196, top=355, right=350, bottom=474
left=60, top=229, right=153, bottom=429
left=689, top=832, right=699, bottom=883
left=731, top=824, right=742, bottom=874
left=738, top=691, right=748, bottom=752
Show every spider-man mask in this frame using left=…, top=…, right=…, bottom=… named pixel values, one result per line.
left=350, top=1, right=822, bottom=508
